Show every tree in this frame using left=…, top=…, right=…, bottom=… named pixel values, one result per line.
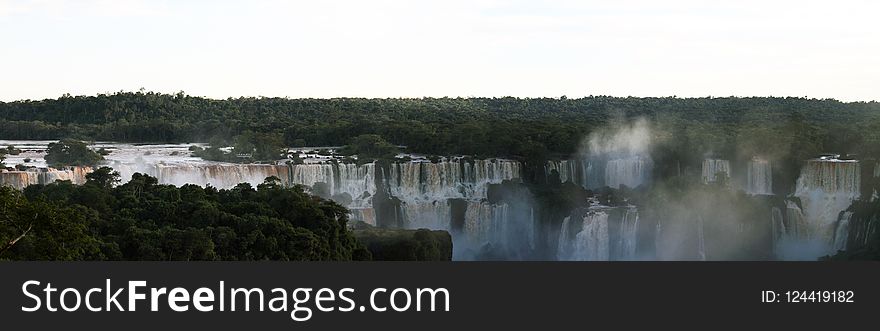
left=339, top=134, right=399, bottom=161
left=45, top=139, right=103, bottom=167
left=2, top=173, right=371, bottom=261
left=86, top=166, right=121, bottom=188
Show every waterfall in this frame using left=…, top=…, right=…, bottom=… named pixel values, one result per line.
left=461, top=202, right=536, bottom=255
left=402, top=200, right=452, bottom=230
left=546, top=156, right=650, bottom=190
left=832, top=211, right=853, bottom=252
left=784, top=200, right=807, bottom=240
left=544, top=160, right=577, bottom=184
left=702, top=159, right=731, bottom=184
left=290, top=163, right=376, bottom=199
left=557, top=206, right=639, bottom=261
left=776, top=198, right=843, bottom=260
left=793, top=159, right=860, bottom=247
left=746, top=158, right=772, bottom=195
left=614, top=207, right=639, bottom=260
left=565, top=211, right=611, bottom=261
left=605, top=156, right=649, bottom=189
left=770, top=207, right=786, bottom=253
left=463, top=201, right=498, bottom=246
left=697, top=215, right=706, bottom=261
left=557, top=216, right=572, bottom=260
left=0, top=167, right=91, bottom=189
left=388, top=159, right=521, bottom=230
left=111, top=162, right=290, bottom=189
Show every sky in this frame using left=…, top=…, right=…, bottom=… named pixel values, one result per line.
left=1, top=0, right=878, bottom=102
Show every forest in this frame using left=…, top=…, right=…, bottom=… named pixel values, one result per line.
left=0, top=167, right=450, bottom=261
left=1, top=92, right=878, bottom=161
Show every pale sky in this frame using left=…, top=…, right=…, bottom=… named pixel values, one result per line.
left=1, top=0, right=878, bottom=102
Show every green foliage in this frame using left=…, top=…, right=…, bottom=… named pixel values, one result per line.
left=5, top=145, right=20, bottom=155
left=339, top=134, right=398, bottom=161
left=0, top=175, right=367, bottom=261
left=44, top=139, right=103, bottom=167
left=192, top=131, right=285, bottom=163
left=352, top=225, right=452, bottom=261
left=3, top=92, right=876, bottom=163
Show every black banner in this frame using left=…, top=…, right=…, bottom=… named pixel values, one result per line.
left=1, top=262, right=877, bottom=329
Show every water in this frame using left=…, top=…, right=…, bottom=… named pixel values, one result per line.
left=544, top=160, right=578, bottom=184
left=557, top=206, right=640, bottom=261
left=545, top=156, right=650, bottom=190
left=773, top=158, right=862, bottom=259
left=1, top=141, right=533, bottom=256
left=605, top=156, right=650, bottom=189
left=702, top=159, right=731, bottom=184
left=387, top=159, right=521, bottom=232
left=746, top=158, right=772, bottom=195
left=2, top=140, right=869, bottom=261
left=832, top=211, right=853, bottom=252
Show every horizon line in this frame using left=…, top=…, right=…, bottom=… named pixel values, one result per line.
left=2, top=90, right=878, bottom=104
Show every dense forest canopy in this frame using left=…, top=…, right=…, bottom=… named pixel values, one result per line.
left=1, top=92, right=878, bottom=162
left=0, top=169, right=370, bottom=261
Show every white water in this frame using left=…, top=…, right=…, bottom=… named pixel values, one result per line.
left=388, top=159, right=521, bottom=231
left=605, top=156, right=650, bottom=189
left=832, top=211, right=853, bottom=252
left=746, top=158, right=772, bottom=195
left=770, top=207, right=786, bottom=254
left=776, top=200, right=819, bottom=261
left=544, top=156, right=650, bottom=189
left=702, top=159, right=731, bottom=184
left=773, top=158, right=861, bottom=259
left=0, top=167, right=92, bottom=189
left=544, top=160, right=578, bottom=184
left=559, top=210, right=610, bottom=261
left=615, top=207, right=640, bottom=260
left=794, top=159, right=860, bottom=240
left=557, top=206, right=639, bottom=261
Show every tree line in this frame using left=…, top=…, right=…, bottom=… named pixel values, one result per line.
left=2, top=92, right=877, bottom=163
left=0, top=168, right=370, bottom=260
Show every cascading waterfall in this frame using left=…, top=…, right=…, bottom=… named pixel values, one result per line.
left=387, top=159, right=521, bottom=230
left=746, top=158, right=772, bottom=195
left=557, top=206, right=640, bottom=261
left=463, top=201, right=500, bottom=245
left=544, top=156, right=650, bottom=189
left=783, top=200, right=808, bottom=240
left=770, top=207, right=786, bottom=253
left=794, top=159, right=860, bottom=242
left=402, top=200, right=452, bottom=230
left=557, top=216, right=572, bottom=259
left=289, top=163, right=377, bottom=224
left=561, top=210, right=610, bottom=261
left=111, top=162, right=290, bottom=188
left=605, top=156, right=650, bottom=189
left=574, top=211, right=610, bottom=261
left=544, top=160, right=578, bottom=184
left=769, top=158, right=863, bottom=259
left=702, top=159, right=731, bottom=184
left=614, top=207, right=640, bottom=260
left=0, top=167, right=92, bottom=189
left=832, top=211, right=853, bottom=252
left=697, top=215, right=706, bottom=261
left=114, top=161, right=379, bottom=224
left=290, top=163, right=376, bottom=198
